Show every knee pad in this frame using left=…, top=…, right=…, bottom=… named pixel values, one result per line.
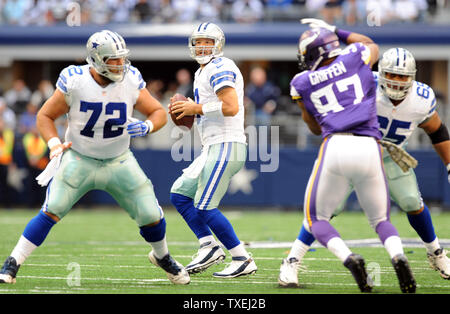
left=134, top=194, right=164, bottom=226
left=398, top=196, right=421, bottom=213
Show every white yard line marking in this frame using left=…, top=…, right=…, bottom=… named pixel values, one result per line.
left=30, top=238, right=450, bottom=249
left=1, top=275, right=449, bottom=290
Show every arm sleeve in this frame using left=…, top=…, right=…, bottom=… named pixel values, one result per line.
left=208, top=59, right=237, bottom=94
left=419, top=87, right=437, bottom=125
left=55, top=67, right=72, bottom=95
left=128, top=66, right=146, bottom=104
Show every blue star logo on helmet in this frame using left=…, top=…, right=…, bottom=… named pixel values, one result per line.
left=92, top=42, right=99, bottom=49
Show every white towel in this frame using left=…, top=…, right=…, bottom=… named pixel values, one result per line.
left=35, top=153, right=63, bottom=187
left=182, top=146, right=209, bottom=179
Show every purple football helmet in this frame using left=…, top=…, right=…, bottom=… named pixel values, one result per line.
left=297, top=28, right=341, bottom=71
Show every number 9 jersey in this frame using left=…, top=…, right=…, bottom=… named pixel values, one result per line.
left=55, top=64, right=146, bottom=159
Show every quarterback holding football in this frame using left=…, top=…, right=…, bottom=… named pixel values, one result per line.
left=168, top=22, right=257, bottom=278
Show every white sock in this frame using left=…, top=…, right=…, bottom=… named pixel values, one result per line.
left=384, top=236, right=404, bottom=259
left=229, top=243, right=250, bottom=259
left=149, top=236, right=169, bottom=259
left=199, top=235, right=216, bottom=246
left=326, top=237, right=352, bottom=262
left=288, top=239, right=310, bottom=262
left=10, top=236, right=37, bottom=265
left=424, top=237, right=440, bottom=254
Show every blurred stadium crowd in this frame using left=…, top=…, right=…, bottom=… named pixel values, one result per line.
left=0, top=0, right=445, bottom=26
left=0, top=0, right=448, bottom=207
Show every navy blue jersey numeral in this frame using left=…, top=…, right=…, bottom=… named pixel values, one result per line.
left=80, top=101, right=126, bottom=138
left=104, top=102, right=126, bottom=138
left=80, top=101, right=102, bottom=137
left=377, top=116, right=411, bottom=145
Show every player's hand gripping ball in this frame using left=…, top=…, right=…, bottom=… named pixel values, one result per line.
left=169, top=93, right=195, bottom=129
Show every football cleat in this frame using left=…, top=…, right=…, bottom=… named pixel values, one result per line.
left=0, top=256, right=20, bottom=284
left=213, top=255, right=257, bottom=278
left=148, top=251, right=190, bottom=285
left=427, top=248, right=450, bottom=280
left=185, top=241, right=226, bottom=274
left=278, top=257, right=301, bottom=288
left=343, top=254, right=373, bottom=293
left=391, top=254, right=416, bottom=293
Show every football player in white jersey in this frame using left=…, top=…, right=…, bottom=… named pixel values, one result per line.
left=279, top=47, right=450, bottom=287
left=0, top=30, right=190, bottom=285
left=168, top=22, right=257, bottom=278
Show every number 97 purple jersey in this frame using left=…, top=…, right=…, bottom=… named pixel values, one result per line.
left=290, top=43, right=381, bottom=140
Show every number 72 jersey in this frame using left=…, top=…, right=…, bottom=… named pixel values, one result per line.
left=375, top=72, right=437, bottom=148
left=56, top=64, right=145, bottom=159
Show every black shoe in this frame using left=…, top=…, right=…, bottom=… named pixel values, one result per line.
left=391, top=254, right=416, bottom=293
left=0, top=256, right=20, bottom=284
left=148, top=251, right=190, bottom=285
left=344, top=254, right=373, bottom=292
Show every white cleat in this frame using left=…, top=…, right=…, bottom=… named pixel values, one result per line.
left=213, top=255, right=257, bottom=278
left=427, top=248, right=450, bottom=280
left=0, top=274, right=16, bottom=284
left=278, top=257, right=300, bottom=287
left=148, top=251, right=190, bottom=285
left=185, top=241, right=226, bottom=274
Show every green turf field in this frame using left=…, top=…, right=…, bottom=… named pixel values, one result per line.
left=0, top=208, right=449, bottom=294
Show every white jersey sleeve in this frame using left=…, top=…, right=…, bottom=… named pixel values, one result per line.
left=127, top=65, right=147, bottom=104
left=56, top=65, right=84, bottom=103
left=415, top=81, right=437, bottom=125
left=206, top=57, right=238, bottom=94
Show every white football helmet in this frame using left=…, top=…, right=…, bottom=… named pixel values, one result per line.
left=86, top=30, right=130, bottom=82
left=189, top=23, right=225, bottom=65
left=378, top=48, right=416, bottom=100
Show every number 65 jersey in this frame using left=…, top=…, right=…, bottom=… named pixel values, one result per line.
left=374, top=72, right=437, bottom=148
left=290, top=43, right=381, bottom=140
left=55, top=64, right=146, bottom=159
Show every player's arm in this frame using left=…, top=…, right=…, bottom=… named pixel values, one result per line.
left=128, top=88, right=167, bottom=138
left=134, top=88, right=167, bottom=133
left=216, top=86, right=239, bottom=116
left=296, top=99, right=321, bottom=135
left=301, top=18, right=379, bottom=68
left=36, top=88, right=72, bottom=159
left=339, top=32, right=378, bottom=68
left=171, top=86, right=239, bottom=118
left=419, top=111, right=450, bottom=170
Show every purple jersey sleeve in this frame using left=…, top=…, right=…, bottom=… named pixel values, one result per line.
left=290, top=43, right=381, bottom=140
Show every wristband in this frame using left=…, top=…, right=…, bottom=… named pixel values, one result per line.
left=202, top=101, right=223, bottom=118
left=145, top=120, right=154, bottom=134
left=335, top=29, right=352, bottom=43
left=47, top=137, right=62, bottom=150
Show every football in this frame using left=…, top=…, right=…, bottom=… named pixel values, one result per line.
left=169, top=93, right=194, bottom=129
